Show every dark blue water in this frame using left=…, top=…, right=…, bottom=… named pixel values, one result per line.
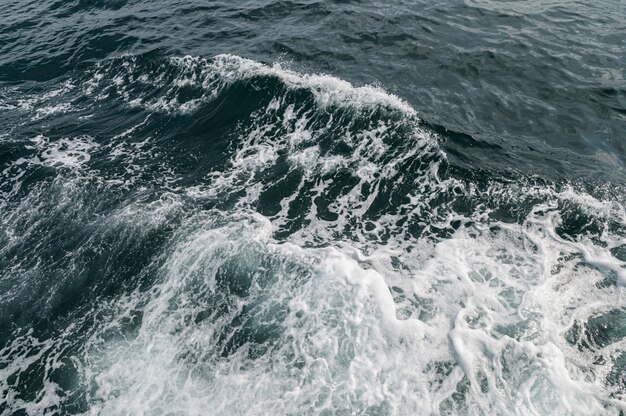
left=0, top=1, right=625, bottom=414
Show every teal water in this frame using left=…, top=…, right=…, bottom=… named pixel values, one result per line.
left=0, top=1, right=625, bottom=415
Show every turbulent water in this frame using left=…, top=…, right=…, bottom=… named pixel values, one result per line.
left=1, top=1, right=625, bottom=415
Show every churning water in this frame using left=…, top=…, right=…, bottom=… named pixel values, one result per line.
left=0, top=1, right=625, bottom=415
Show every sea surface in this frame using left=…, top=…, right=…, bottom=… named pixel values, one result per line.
left=0, top=0, right=625, bottom=415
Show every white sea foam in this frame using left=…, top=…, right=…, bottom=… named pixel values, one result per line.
left=1, top=54, right=625, bottom=415
left=21, top=135, right=97, bottom=168
left=69, top=201, right=625, bottom=415
left=33, top=102, right=73, bottom=120
left=0, top=333, right=65, bottom=415
left=0, top=135, right=97, bottom=203
left=78, top=214, right=429, bottom=415
left=205, top=54, right=417, bottom=115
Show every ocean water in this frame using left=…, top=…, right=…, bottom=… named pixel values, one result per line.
left=0, top=0, right=625, bottom=415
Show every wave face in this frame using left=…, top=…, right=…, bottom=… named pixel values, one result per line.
left=1, top=53, right=625, bottom=415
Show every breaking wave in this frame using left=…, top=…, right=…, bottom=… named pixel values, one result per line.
left=0, top=54, right=625, bottom=415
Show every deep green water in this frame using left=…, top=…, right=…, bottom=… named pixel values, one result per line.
left=0, top=1, right=625, bottom=415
